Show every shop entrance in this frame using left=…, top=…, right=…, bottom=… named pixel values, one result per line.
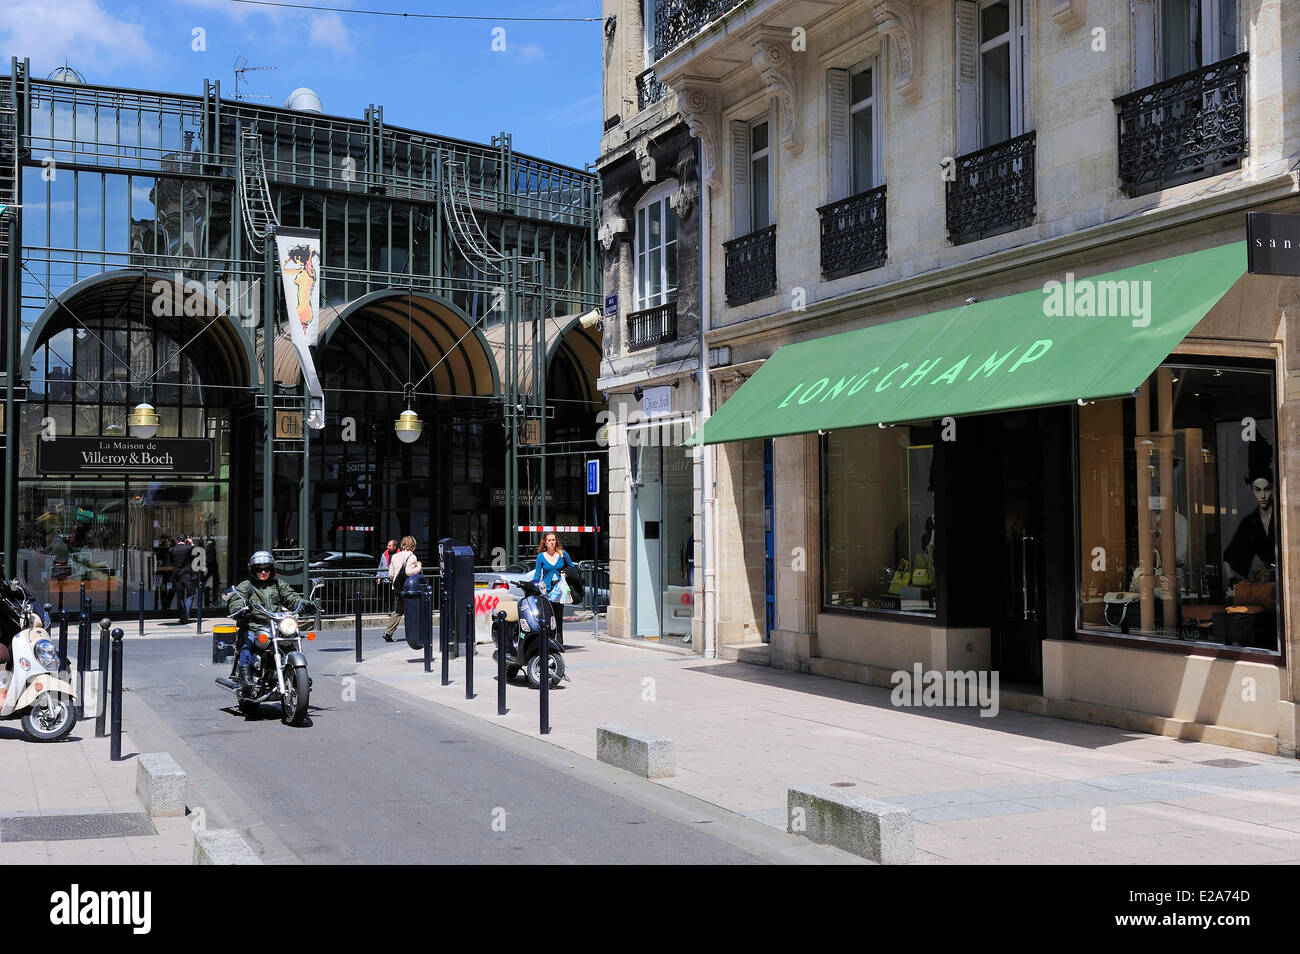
left=990, top=411, right=1047, bottom=684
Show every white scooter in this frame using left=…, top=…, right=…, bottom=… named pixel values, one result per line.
left=0, top=580, right=79, bottom=742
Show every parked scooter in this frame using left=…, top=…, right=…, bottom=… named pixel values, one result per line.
left=492, top=579, right=567, bottom=689
left=0, top=580, right=78, bottom=742
left=215, top=602, right=316, bottom=725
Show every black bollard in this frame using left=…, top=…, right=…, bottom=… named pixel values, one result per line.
left=439, top=588, right=449, bottom=686
left=423, top=584, right=433, bottom=675
left=354, top=587, right=362, bottom=663
left=495, top=613, right=507, bottom=715
left=77, top=599, right=91, bottom=720
left=138, top=580, right=145, bottom=637
left=464, top=601, right=474, bottom=699
left=539, top=613, right=550, bottom=735
left=79, top=580, right=85, bottom=609
left=195, top=585, right=203, bottom=634
left=96, top=618, right=111, bottom=737
left=57, top=608, right=69, bottom=673
left=110, top=628, right=124, bottom=761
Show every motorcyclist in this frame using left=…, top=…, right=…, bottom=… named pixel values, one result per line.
left=226, top=551, right=303, bottom=697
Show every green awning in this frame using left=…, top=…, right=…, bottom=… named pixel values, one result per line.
left=687, top=242, right=1247, bottom=446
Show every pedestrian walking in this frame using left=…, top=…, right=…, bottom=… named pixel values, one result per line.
left=383, top=536, right=423, bottom=642
left=532, top=532, right=577, bottom=649
left=376, top=538, right=398, bottom=619
left=170, top=535, right=198, bottom=624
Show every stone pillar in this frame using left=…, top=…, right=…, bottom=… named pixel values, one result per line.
left=771, top=432, right=820, bottom=671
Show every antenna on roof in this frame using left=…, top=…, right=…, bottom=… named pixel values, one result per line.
left=233, top=55, right=277, bottom=102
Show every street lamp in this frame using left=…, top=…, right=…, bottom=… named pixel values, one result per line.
left=394, top=408, right=423, bottom=443
left=127, top=402, right=160, bottom=438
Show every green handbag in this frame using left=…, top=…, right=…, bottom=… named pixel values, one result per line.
left=912, top=545, right=934, bottom=587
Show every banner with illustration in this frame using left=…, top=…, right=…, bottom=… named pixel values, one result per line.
left=274, top=227, right=326, bottom=429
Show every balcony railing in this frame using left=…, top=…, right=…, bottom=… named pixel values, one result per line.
left=724, top=224, right=776, bottom=306
left=626, top=300, right=678, bottom=351
left=653, top=0, right=748, bottom=61
left=637, top=68, right=668, bottom=112
left=945, top=131, right=1036, bottom=245
left=818, top=185, right=887, bottom=280
left=1115, top=51, right=1248, bottom=198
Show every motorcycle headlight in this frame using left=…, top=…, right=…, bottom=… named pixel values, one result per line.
left=277, top=617, right=299, bottom=636
left=33, top=639, right=59, bottom=671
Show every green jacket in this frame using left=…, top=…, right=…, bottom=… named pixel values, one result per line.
left=227, top=575, right=303, bottom=627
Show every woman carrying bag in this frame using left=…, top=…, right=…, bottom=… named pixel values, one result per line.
left=383, top=536, right=424, bottom=642
left=532, top=532, right=578, bottom=649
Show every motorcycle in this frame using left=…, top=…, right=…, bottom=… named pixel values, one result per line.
left=0, top=581, right=78, bottom=742
left=215, top=602, right=316, bottom=725
left=492, top=579, right=568, bottom=689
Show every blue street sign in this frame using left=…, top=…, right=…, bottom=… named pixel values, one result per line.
left=586, top=459, right=599, bottom=495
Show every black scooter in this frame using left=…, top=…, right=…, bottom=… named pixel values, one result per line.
left=493, top=579, right=568, bottom=689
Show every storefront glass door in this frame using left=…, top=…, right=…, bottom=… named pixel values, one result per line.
left=629, top=423, right=693, bottom=641
left=992, top=410, right=1047, bottom=684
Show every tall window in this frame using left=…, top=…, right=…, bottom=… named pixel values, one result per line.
left=978, top=0, right=1026, bottom=147
left=750, top=120, right=771, bottom=230
left=634, top=181, right=678, bottom=311
left=850, top=66, right=876, bottom=193
left=1161, top=0, right=1238, bottom=77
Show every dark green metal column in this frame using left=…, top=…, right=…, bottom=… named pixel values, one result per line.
left=262, top=236, right=276, bottom=549
left=3, top=59, right=26, bottom=576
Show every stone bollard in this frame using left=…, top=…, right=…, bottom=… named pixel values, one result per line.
left=787, top=785, right=915, bottom=864
left=193, top=829, right=263, bottom=865
left=135, top=752, right=187, bottom=818
left=596, top=724, right=675, bottom=779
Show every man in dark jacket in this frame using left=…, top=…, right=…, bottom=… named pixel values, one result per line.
left=170, top=535, right=198, bottom=624
left=226, top=551, right=304, bottom=696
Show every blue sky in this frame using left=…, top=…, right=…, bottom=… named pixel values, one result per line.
left=1, top=0, right=603, bottom=170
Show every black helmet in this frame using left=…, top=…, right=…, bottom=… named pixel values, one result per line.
left=248, top=550, right=276, bottom=575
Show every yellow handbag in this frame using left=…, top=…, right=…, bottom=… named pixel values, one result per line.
left=887, top=559, right=911, bottom=595
left=912, top=547, right=933, bottom=587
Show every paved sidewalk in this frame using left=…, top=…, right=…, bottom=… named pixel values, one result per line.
left=355, top=625, right=1300, bottom=864
left=0, top=726, right=194, bottom=864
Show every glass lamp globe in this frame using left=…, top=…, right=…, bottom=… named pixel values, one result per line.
left=394, top=408, right=423, bottom=444
left=127, top=402, right=160, bottom=438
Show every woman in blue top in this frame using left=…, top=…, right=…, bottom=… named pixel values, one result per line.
left=532, top=532, right=577, bottom=648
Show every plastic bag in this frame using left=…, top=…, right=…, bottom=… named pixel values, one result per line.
left=546, top=576, right=572, bottom=605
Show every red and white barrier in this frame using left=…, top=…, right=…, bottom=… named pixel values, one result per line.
left=516, top=525, right=601, bottom=533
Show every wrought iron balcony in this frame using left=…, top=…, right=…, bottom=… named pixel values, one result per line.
left=653, top=0, right=748, bottom=61
left=626, top=300, right=678, bottom=352
left=637, top=68, right=668, bottom=112
left=1115, top=52, right=1248, bottom=198
left=724, top=225, right=776, bottom=306
left=818, top=186, right=887, bottom=280
left=945, top=131, right=1036, bottom=245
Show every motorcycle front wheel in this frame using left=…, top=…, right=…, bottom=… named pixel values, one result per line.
left=281, top=666, right=310, bottom=726
left=526, top=652, right=565, bottom=690
left=22, top=691, right=78, bottom=742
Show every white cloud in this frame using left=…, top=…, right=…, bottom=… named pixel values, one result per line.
left=542, top=93, right=600, bottom=128
left=308, top=13, right=354, bottom=53
left=0, top=0, right=154, bottom=77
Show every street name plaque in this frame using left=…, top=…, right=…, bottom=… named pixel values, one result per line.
left=38, top=437, right=214, bottom=476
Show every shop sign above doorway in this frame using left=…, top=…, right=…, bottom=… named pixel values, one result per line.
left=1246, top=212, right=1300, bottom=276
left=641, top=385, right=674, bottom=418
left=37, top=437, right=214, bottom=476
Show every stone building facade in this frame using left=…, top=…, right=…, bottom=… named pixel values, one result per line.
left=647, top=0, right=1300, bottom=753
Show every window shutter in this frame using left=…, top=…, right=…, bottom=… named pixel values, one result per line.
left=1132, top=0, right=1158, bottom=88
left=731, top=119, right=751, bottom=236
left=955, top=0, right=979, bottom=155
left=827, top=68, right=850, bottom=201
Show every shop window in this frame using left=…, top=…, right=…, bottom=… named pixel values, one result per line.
left=822, top=425, right=936, bottom=616
left=1077, top=363, right=1280, bottom=653
left=956, top=0, right=1028, bottom=154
